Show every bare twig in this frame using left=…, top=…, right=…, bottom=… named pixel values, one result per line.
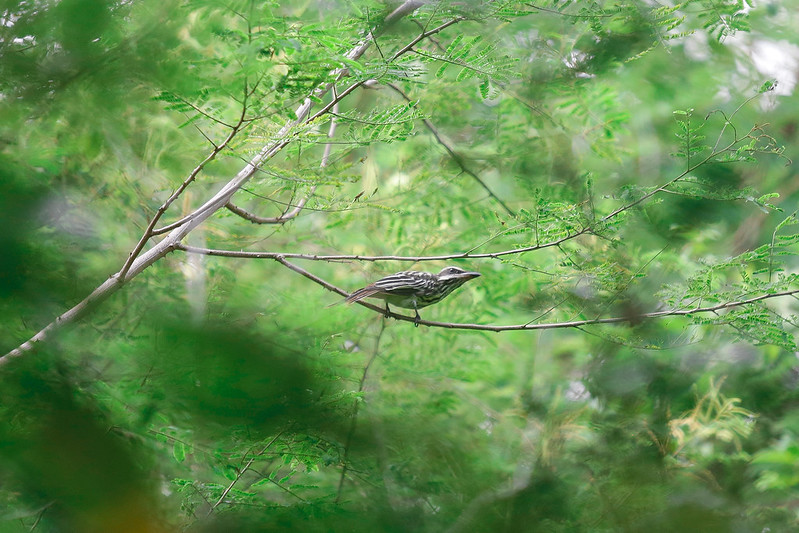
left=336, top=320, right=384, bottom=503
left=386, top=82, right=515, bottom=217
left=176, top=230, right=583, bottom=262
left=208, top=431, right=284, bottom=514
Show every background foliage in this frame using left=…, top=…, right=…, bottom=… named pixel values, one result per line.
left=2, top=0, right=799, bottom=531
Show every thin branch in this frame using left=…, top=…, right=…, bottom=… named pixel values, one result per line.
left=336, top=320, right=384, bottom=503
left=271, top=256, right=799, bottom=332
left=388, top=15, right=464, bottom=63
left=208, top=431, right=285, bottom=514
left=252, top=469, right=308, bottom=502
left=224, top=201, right=284, bottom=224
left=176, top=232, right=585, bottom=262
left=176, top=94, right=237, bottom=129
left=600, top=124, right=765, bottom=223
left=386, top=82, right=515, bottom=217
left=225, top=103, right=340, bottom=224
left=28, top=501, right=55, bottom=531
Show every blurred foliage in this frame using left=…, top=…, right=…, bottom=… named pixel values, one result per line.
left=2, top=0, right=799, bottom=531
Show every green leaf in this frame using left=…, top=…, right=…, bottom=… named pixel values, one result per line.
left=173, top=441, right=186, bottom=463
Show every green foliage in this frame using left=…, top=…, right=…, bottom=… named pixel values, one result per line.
left=673, top=109, right=709, bottom=163
left=340, top=101, right=424, bottom=143
left=3, top=0, right=799, bottom=531
left=695, top=0, right=751, bottom=41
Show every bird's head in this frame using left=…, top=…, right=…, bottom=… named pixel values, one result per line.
left=437, top=266, right=481, bottom=282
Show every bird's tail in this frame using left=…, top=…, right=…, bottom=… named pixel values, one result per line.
left=344, top=286, right=380, bottom=304
left=326, top=285, right=378, bottom=308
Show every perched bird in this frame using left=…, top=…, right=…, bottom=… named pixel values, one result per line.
left=345, top=266, right=481, bottom=325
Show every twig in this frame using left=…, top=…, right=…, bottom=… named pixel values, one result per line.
left=28, top=501, right=55, bottom=531
left=225, top=103, right=340, bottom=224
left=176, top=232, right=584, bottom=262
left=386, top=82, right=515, bottom=217
left=208, top=431, right=285, bottom=515
left=336, top=320, right=384, bottom=503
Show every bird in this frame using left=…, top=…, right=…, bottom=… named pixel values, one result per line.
left=344, top=266, right=481, bottom=326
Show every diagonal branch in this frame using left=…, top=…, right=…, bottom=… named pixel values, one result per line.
left=225, top=103, right=340, bottom=224
left=385, top=82, right=515, bottom=217
left=208, top=430, right=285, bottom=515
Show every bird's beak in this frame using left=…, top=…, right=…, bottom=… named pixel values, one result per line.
left=461, top=271, right=481, bottom=279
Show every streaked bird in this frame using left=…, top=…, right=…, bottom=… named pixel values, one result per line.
left=345, top=266, right=481, bottom=325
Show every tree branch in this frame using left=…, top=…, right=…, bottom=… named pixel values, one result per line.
left=176, top=238, right=581, bottom=262
left=272, top=257, right=799, bottom=332
left=208, top=430, right=285, bottom=514
left=385, top=82, right=516, bottom=217
left=225, top=103, right=340, bottom=224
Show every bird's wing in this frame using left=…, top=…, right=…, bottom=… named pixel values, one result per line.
left=371, top=272, right=432, bottom=293
left=345, top=272, right=433, bottom=303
